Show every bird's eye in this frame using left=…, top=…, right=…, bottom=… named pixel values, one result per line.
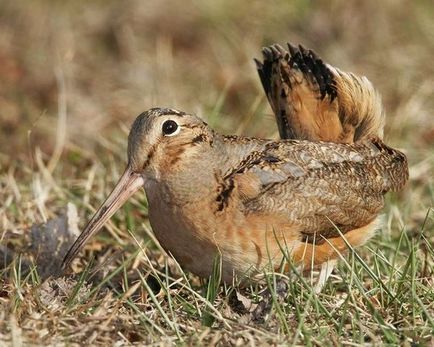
left=162, top=120, right=180, bottom=136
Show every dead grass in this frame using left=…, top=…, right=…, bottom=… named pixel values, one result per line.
left=0, top=0, right=433, bottom=345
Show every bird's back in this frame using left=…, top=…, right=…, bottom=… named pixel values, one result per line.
left=221, top=136, right=408, bottom=241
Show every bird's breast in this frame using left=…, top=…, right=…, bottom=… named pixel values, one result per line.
left=143, top=179, right=302, bottom=281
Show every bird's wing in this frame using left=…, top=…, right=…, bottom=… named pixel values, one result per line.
left=224, top=138, right=408, bottom=242
left=255, top=43, right=385, bottom=143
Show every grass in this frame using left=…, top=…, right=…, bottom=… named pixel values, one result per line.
left=1, top=0, right=433, bottom=345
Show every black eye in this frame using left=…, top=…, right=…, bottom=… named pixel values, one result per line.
left=162, top=120, right=179, bottom=136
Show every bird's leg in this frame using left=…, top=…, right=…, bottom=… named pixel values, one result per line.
left=313, top=259, right=337, bottom=293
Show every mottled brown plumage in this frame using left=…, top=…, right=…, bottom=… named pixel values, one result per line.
left=62, top=43, right=408, bottom=289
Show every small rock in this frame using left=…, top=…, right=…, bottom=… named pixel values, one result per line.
left=30, top=203, right=79, bottom=279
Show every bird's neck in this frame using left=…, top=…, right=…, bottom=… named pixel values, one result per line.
left=144, top=133, right=268, bottom=205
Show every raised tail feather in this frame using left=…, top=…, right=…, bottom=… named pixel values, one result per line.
left=255, top=43, right=385, bottom=143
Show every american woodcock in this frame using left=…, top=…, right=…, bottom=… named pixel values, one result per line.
left=62, top=43, right=408, bottom=286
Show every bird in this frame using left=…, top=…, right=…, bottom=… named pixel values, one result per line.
left=62, top=43, right=408, bottom=290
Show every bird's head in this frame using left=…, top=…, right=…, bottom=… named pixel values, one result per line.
left=127, top=107, right=212, bottom=175
left=62, top=107, right=213, bottom=269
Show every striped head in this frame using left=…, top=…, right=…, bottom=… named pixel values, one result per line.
left=128, top=107, right=213, bottom=177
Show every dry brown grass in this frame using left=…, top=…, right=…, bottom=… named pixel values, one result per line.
left=1, top=0, right=433, bottom=345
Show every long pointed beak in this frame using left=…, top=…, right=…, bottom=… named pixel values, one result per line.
left=62, top=166, right=144, bottom=270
